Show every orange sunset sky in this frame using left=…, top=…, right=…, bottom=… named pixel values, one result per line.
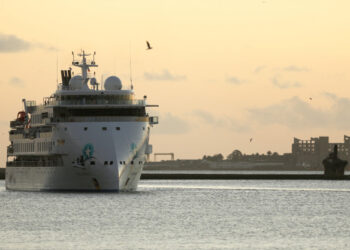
left=1, top=0, right=350, bottom=164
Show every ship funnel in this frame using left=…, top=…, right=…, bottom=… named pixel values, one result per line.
left=61, top=69, right=72, bottom=87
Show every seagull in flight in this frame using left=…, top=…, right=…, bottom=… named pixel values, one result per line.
left=146, top=41, right=153, bottom=50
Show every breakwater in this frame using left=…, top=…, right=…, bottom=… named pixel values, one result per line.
left=140, top=172, right=350, bottom=180
left=1, top=168, right=349, bottom=180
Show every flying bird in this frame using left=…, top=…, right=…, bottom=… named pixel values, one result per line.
left=146, top=41, right=153, bottom=50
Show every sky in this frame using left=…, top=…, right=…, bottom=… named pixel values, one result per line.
left=0, top=0, right=350, bottom=163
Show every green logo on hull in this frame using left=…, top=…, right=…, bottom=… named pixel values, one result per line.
left=83, top=143, right=94, bottom=160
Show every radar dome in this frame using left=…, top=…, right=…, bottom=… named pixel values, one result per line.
left=69, top=75, right=83, bottom=90
left=90, top=77, right=97, bottom=86
left=104, top=76, right=122, bottom=90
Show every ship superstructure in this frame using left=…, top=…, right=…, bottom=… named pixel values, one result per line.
left=6, top=51, right=158, bottom=191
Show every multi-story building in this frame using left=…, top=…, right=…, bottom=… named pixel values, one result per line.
left=292, top=135, right=350, bottom=169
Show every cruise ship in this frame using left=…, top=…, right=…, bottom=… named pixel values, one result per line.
left=6, top=51, right=158, bottom=191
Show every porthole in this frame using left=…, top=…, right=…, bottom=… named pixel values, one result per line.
left=90, top=161, right=95, bottom=165
left=116, top=127, right=120, bottom=131
left=102, top=127, right=107, bottom=131
left=84, top=127, right=88, bottom=131
left=104, top=161, right=108, bottom=165
left=110, top=161, right=113, bottom=165
left=119, top=161, right=123, bottom=164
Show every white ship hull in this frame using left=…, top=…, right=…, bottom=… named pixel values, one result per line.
left=6, top=121, right=150, bottom=191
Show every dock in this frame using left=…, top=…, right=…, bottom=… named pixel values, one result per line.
left=141, top=172, right=350, bottom=180
left=1, top=168, right=349, bottom=180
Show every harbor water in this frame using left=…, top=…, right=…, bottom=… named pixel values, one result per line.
left=1, top=179, right=350, bottom=249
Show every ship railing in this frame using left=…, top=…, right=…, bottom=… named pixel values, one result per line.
left=7, top=146, right=14, bottom=155
left=26, top=100, right=37, bottom=113
left=51, top=116, right=148, bottom=123
left=25, top=100, right=36, bottom=107
left=149, top=116, right=159, bottom=125
left=45, top=99, right=145, bottom=106
left=9, top=133, right=24, bottom=140
left=10, top=120, right=24, bottom=128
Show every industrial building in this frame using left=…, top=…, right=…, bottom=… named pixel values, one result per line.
left=292, top=135, right=350, bottom=169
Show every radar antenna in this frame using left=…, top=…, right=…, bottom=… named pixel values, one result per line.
left=71, top=50, right=98, bottom=86
left=129, top=42, right=133, bottom=90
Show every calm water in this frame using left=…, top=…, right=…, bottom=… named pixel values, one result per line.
left=1, top=179, right=350, bottom=250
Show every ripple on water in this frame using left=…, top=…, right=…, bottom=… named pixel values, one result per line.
left=0, top=179, right=350, bottom=250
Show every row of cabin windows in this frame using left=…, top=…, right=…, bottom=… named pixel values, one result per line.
left=81, top=127, right=145, bottom=131
left=119, top=161, right=143, bottom=165
left=82, top=127, right=120, bottom=131
left=60, top=108, right=146, bottom=117
left=13, top=141, right=54, bottom=153
left=59, top=95, right=133, bottom=102
left=31, top=112, right=50, bottom=124
left=88, top=160, right=144, bottom=166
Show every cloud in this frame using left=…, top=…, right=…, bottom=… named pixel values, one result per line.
left=248, top=95, right=350, bottom=129
left=271, top=75, right=302, bottom=89
left=254, top=65, right=266, bottom=74
left=192, top=110, right=250, bottom=132
left=0, top=33, right=57, bottom=53
left=9, top=77, right=25, bottom=87
left=152, top=113, right=190, bottom=134
left=226, top=76, right=246, bottom=85
left=323, top=92, right=337, bottom=100
left=192, top=110, right=225, bottom=126
left=0, top=33, right=31, bottom=52
left=144, top=69, right=186, bottom=81
left=283, top=65, right=309, bottom=72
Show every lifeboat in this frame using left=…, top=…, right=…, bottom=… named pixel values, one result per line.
left=16, top=111, right=26, bottom=122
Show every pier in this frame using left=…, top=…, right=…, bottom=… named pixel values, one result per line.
left=141, top=172, right=350, bottom=180
left=1, top=168, right=349, bottom=181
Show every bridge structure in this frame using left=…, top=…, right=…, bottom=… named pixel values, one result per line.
left=154, top=153, right=175, bottom=161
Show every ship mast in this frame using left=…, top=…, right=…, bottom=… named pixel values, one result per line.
left=72, top=50, right=98, bottom=86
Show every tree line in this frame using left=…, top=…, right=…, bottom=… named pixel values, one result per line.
left=202, top=150, right=283, bottom=162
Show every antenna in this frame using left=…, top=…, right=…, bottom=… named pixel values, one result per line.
left=56, top=54, right=58, bottom=85
left=129, top=41, right=133, bottom=90
left=92, top=51, right=96, bottom=65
